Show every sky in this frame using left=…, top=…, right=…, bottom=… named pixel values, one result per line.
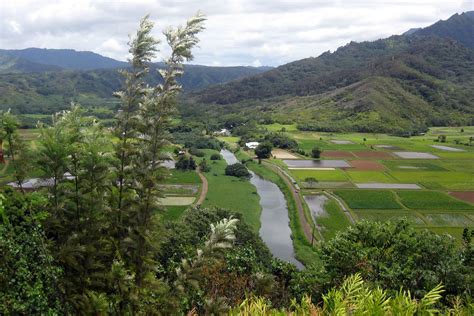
left=1, top=0, right=473, bottom=67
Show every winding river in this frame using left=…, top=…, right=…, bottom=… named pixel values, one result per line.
left=220, top=149, right=303, bottom=269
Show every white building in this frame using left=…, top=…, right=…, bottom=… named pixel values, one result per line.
left=245, top=141, right=260, bottom=149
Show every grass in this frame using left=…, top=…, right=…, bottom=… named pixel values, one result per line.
left=418, top=227, right=470, bottom=245
left=334, top=190, right=403, bottom=209
left=291, top=169, right=348, bottom=182
left=346, top=171, right=394, bottom=183
left=396, top=191, right=474, bottom=210
left=163, top=170, right=201, bottom=184
left=161, top=206, right=189, bottom=221
left=423, top=213, right=472, bottom=226
left=201, top=149, right=262, bottom=232
left=316, top=199, right=351, bottom=240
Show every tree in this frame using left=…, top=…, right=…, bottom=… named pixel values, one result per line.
left=210, top=153, right=222, bottom=160
left=320, top=220, right=469, bottom=298
left=0, top=190, right=63, bottom=314
left=225, top=163, right=251, bottom=179
left=311, top=146, right=322, bottom=158
left=199, top=158, right=211, bottom=172
left=255, top=142, right=273, bottom=162
left=0, top=111, right=31, bottom=192
left=304, top=177, right=318, bottom=188
left=176, top=155, right=197, bottom=170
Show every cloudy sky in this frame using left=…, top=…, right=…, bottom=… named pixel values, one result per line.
left=1, top=0, right=473, bottom=67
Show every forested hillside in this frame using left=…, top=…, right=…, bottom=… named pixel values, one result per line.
left=186, top=11, right=474, bottom=133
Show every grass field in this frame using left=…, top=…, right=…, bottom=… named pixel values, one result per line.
left=396, top=191, right=474, bottom=210
left=163, top=170, right=201, bottom=184
left=200, top=149, right=262, bottom=232
left=356, top=210, right=426, bottom=225
left=334, top=190, right=403, bottom=209
left=161, top=206, right=189, bottom=221
left=390, top=171, right=474, bottom=189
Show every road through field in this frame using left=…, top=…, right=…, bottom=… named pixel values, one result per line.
left=195, top=168, right=208, bottom=206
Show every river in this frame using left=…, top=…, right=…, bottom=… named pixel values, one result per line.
left=220, top=149, right=303, bottom=269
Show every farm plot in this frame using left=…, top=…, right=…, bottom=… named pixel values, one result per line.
left=353, top=151, right=394, bottom=159
left=291, top=169, right=348, bottom=182
left=449, top=191, right=474, bottom=203
left=423, top=213, right=473, bottom=226
left=390, top=171, right=474, bottom=190
left=346, top=171, right=394, bottom=183
left=396, top=191, right=474, bottom=210
left=158, top=196, right=195, bottom=206
left=272, top=149, right=299, bottom=159
left=349, top=160, right=385, bottom=170
left=321, top=150, right=355, bottom=158
left=303, top=196, right=350, bottom=240
left=284, top=159, right=351, bottom=168
left=430, top=145, right=465, bottom=152
left=334, top=190, right=403, bottom=209
left=383, top=160, right=447, bottom=171
left=393, top=152, right=439, bottom=159
left=356, top=210, right=425, bottom=225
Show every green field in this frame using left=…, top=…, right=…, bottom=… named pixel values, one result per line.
left=163, top=170, right=201, bottom=184
left=346, top=171, right=394, bottom=183
left=315, top=199, right=351, bottom=240
left=161, top=206, right=189, bottom=221
left=334, top=190, right=403, bottom=209
left=200, top=149, right=262, bottom=231
left=396, top=191, right=474, bottom=210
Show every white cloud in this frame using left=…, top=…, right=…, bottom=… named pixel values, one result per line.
left=0, top=0, right=471, bottom=66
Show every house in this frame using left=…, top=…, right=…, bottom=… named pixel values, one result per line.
left=245, top=141, right=260, bottom=149
left=214, top=128, right=231, bottom=136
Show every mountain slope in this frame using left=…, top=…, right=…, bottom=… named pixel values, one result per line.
left=0, top=63, right=271, bottom=115
left=410, top=11, right=474, bottom=48
left=0, top=52, right=62, bottom=73
left=185, top=12, right=474, bottom=133
left=0, top=48, right=128, bottom=70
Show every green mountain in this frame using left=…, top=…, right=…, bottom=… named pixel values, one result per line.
left=410, top=11, right=474, bottom=48
left=185, top=12, right=474, bottom=133
left=0, top=48, right=271, bottom=117
left=0, top=48, right=128, bottom=70
left=0, top=52, right=62, bottom=73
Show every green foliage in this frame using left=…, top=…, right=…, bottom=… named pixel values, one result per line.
left=189, top=147, right=205, bottom=157
left=320, top=220, right=471, bottom=298
left=176, top=155, right=197, bottom=170
left=0, top=190, right=63, bottom=314
left=255, top=142, right=273, bottom=160
left=225, top=163, right=251, bottom=179
left=210, top=153, right=222, bottom=160
left=311, top=146, right=321, bottom=158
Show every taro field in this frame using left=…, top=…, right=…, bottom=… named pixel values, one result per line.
left=261, top=125, right=474, bottom=243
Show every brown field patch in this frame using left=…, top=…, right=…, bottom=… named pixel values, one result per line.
left=449, top=191, right=474, bottom=204
left=272, top=149, right=299, bottom=159
left=353, top=151, right=394, bottom=159
left=350, top=160, right=386, bottom=170
left=321, top=150, right=355, bottom=158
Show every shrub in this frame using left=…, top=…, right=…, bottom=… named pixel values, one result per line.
left=188, top=147, right=205, bottom=157
left=311, top=147, right=322, bottom=159
left=225, top=163, right=251, bottom=179
left=210, top=153, right=222, bottom=160
left=175, top=155, right=196, bottom=170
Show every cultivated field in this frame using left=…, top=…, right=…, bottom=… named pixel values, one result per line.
left=260, top=125, right=474, bottom=242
